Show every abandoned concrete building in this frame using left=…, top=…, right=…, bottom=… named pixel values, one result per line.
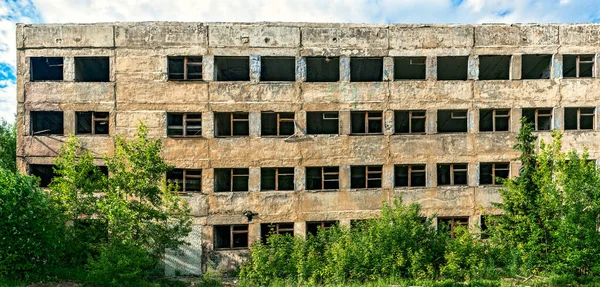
left=15, top=22, right=600, bottom=274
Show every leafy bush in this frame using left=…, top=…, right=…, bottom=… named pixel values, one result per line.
left=86, top=241, right=156, bottom=287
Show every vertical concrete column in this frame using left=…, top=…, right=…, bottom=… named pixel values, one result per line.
left=427, top=162, right=437, bottom=187
left=109, top=56, right=117, bottom=82
left=296, top=110, right=307, bottom=136
left=553, top=107, right=564, bottom=130
left=383, top=110, right=395, bottom=135
left=510, top=55, right=522, bottom=80
left=382, top=164, right=394, bottom=189
left=339, top=165, right=351, bottom=190
left=596, top=107, right=600, bottom=130
left=202, top=55, right=214, bottom=81
left=296, top=56, right=306, bottom=82
left=426, top=56, right=437, bottom=81
left=426, top=109, right=437, bottom=134
left=339, top=110, right=351, bottom=135
left=248, top=112, right=261, bottom=138
left=469, top=162, right=478, bottom=187
left=510, top=162, right=521, bottom=177
left=468, top=55, right=479, bottom=80
left=250, top=56, right=261, bottom=83
left=63, top=110, right=75, bottom=135
left=295, top=166, right=305, bottom=191
left=383, top=57, right=394, bottom=81
left=63, top=57, right=75, bottom=81
left=511, top=108, right=522, bottom=132
left=202, top=111, right=214, bottom=138
left=468, top=109, right=478, bottom=133
left=295, top=221, right=307, bottom=239
left=595, top=54, right=600, bottom=78
left=248, top=167, right=261, bottom=192
left=340, top=56, right=351, bottom=82
left=204, top=168, right=215, bottom=194
left=248, top=222, right=261, bottom=245
left=552, top=54, right=563, bottom=79
left=339, top=220, right=351, bottom=228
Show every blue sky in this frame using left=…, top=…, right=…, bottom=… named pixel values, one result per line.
left=1, top=0, right=600, bottom=123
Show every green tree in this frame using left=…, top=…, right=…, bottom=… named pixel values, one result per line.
left=0, top=119, right=16, bottom=172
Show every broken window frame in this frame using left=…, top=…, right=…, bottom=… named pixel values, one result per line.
left=565, top=107, right=595, bottom=130
left=261, top=222, right=294, bottom=243
left=30, top=111, right=64, bottom=136
left=261, top=112, right=295, bottom=137
left=437, top=110, right=468, bottom=133
left=260, top=167, right=295, bottom=191
left=30, top=57, right=64, bottom=81
left=306, top=221, right=337, bottom=236
left=260, top=56, right=296, bottom=82
left=214, top=56, right=250, bottom=81
left=394, top=110, right=426, bottom=134
left=394, top=164, right=427, bottom=187
left=215, top=112, right=250, bottom=137
left=167, top=56, right=203, bottom=81
left=214, top=225, right=249, bottom=250
left=306, top=166, right=340, bottom=191
left=479, top=109, right=510, bottom=132
left=436, top=56, right=468, bottom=81
left=438, top=217, right=469, bottom=239
left=74, top=57, right=110, bottom=82
left=521, top=54, right=552, bottom=80
left=167, top=113, right=202, bottom=137
left=167, top=169, right=202, bottom=193
left=479, top=163, right=510, bottom=185
left=478, top=55, right=511, bottom=80
left=75, top=111, right=109, bottom=135
left=306, top=112, right=339, bottom=135
left=350, top=111, right=383, bottom=135
left=563, top=55, right=595, bottom=78
left=394, top=57, right=426, bottom=80
left=350, top=165, right=383, bottom=189
left=214, top=168, right=250, bottom=192
left=29, top=164, right=57, bottom=188
left=523, top=108, right=553, bottom=131
left=437, top=163, right=468, bottom=186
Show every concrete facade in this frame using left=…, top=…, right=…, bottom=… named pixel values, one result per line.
left=15, top=22, right=600, bottom=274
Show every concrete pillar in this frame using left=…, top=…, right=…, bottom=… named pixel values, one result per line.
left=383, top=57, right=394, bottom=81
left=339, top=165, right=350, bottom=190
left=203, top=55, right=214, bottom=81
left=109, top=56, right=117, bottom=82
left=296, top=110, right=307, bottom=136
left=248, top=167, right=261, bottom=192
left=595, top=107, right=600, bottom=130
left=295, top=166, right=305, bottom=191
left=427, top=162, right=437, bottom=187
left=248, top=222, right=261, bottom=245
left=295, top=221, right=307, bottom=239
left=468, top=109, right=478, bottom=133
left=469, top=162, right=478, bottom=187
left=426, top=56, right=437, bottom=81
left=340, top=56, right=351, bottom=82
left=383, top=110, right=394, bottom=135
left=296, top=56, right=306, bottom=82
left=250, top=56, right=261, bottom=83
left=204, top=168, right=215, bottom=194
left=510, top=55, right=522, bottom=80
left=553, top=107, right=564, bottom=130
left=510, top=162, right=521, bottom=177
left=382, top=163, right=394, bottom=189
left=63, top=57, right=75, bottom=81
left=202, top=111, right=214, bottom=138
left=552, top=54, right=563, bottom=79
left=63, top=110, right=75, bottom=135
left=249, top=112, right=261, bottom=138
left=339, top=219, right=351, bottom=228
left=511, top=108, right=522, bottom=133
left=468, top=55, right=479, bottom=80
left=426, top=109, right=437, bottom=134
left=596, top=54, right=600, bottom=78
left=339, top=110, right=351, bottom=135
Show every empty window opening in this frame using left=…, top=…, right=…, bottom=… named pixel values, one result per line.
left=437, top=110, right=467, bottom=133
left=437, top=164, right=468, bottom=186
left=394, top=57, right=426, bottom=80
left=306, top=166, right=339, bottom=190
left=306, top=57, right=339, bottom=82
left=76, top=112, right=109, bottom=135
left=214, top=168, right=249, bottom=192
left=73, top=219, right=108, bottom=244
left=480, top=163, right=509, bottom=185
left=350, top=166, right=382, bottom=189
left=307, top=221, right=336, bottom=236
left=261, top=112, right=294, bottom=136
left=522, top=54, right=552, bottom=79
left=437, top=56, right=468, bottom=80
left=307, top=112, right=339, bottom=135
left=167, top=169, right=202, bottom=192
left=395, top=165, right=426, bottom=187
left=214, top=225, right=248, bottom=249
left=563, top=55, right=594, bottom=78
left=214, top=56, right=249, bottom=81
left=478, top=55, right=510, bottom=80
left=31, top=111, right=63, bottom=135
left=479, top=109, right=510, bottom=132
left=167, top=113, right=202, bottom=137
left=261, top=57, right=295, bottom=81
left=74, top=57, right=109, bottom=82
left=215, top=112, right=249, bottom=137
left=261, top=222, right=294, bottom=243
left=30, top=164, right=56, bottom=187
left=168, top=56, right=202, bottom=80
left=350, top=57, right=383, bottom=82
left=351, top=111, right=382, bottom=134
left=261, top=167, right=294, bottom=191
left=395, top=110, right=426, bottom=134
left=438, top=217, right=469, bottom=238
left=565, top=107, right=594, bottom=130
left=30, top=57, right=63, bottom=81
left=522, top=108, right=552, bottom=131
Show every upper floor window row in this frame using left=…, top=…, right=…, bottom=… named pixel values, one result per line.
left=30, top=57, right=110, bottom=82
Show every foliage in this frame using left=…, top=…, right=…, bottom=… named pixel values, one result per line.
left=0, top=119, right=16, bottom=172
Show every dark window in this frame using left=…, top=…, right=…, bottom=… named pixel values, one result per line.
left=306, top=57, right=339, bottom=82
left=307, top=112, right=339, bottom=135
left=437, top=164, right=468, bottom=186
left=438, top=110, right=467, bottom=133
left=563, top=55, right=594, bottom=78
left=351, top=111, right=382, bottom=134
left=168, top=56, right=203, bottom=80
left=394, top=57, right=426, bottom=80
left=214, top=225, right=248, bottom=249
left=261, top=112, right=294, bottom=136
left=306, top=221, right=336, bottom=236
left=30, top=57, right=63, bottom=81
left=261, top=167, right=294, bottom=191
left=351, top=166, right=382, bottom=189
left=438, top=217, right=469, bottom=238
left=480, top=215, right=499, bottom=239
left=261, top=57, right=295, bottom=81
left=74, top=57, right=109, bottom=82
left=395, top=165, right=426, bottom=187
left=31, top=111, right=63, bottom=135
left=478, top=55, right=510, bottom=80
left=480, top=163, right=509, bottom=185
left=167, top=113, right=202, bottom=137
left=214, top=112, right=249, bottom=137
left=30, top=164, right=56, bottom=187
left=214, top=168, right=249, bottom=192
left=350, top=57, right=383, bottom=82
left=565, top=107, right=594, bottom=130
left=306, top=166, right=339, bottom=190
left=522, top=108, right=552, bottom=131
left=395, top=110, right=426, bottom=134
left=76, top=112, right=109, bottom=135
left=522, top=54, right=552, bottom=79
left=214, top=56, right=249, bottom=81
left=479, top=109, right=510, bottom=132
left=437, top=56, right=468, bottom=80
left=261, top=222, right=294, bottom=243
left=167, top=169, right=202, bottom=192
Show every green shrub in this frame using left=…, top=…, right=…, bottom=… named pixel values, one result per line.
left=86, top=241, right=156, bottom=287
